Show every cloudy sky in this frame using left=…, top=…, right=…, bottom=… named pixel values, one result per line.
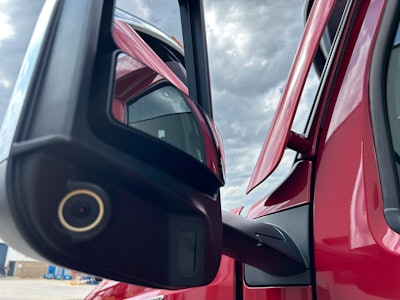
left=116, top=0, right=314, bottom=212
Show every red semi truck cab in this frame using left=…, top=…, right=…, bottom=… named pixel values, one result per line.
left=85, top=0, right=400, bottom=299
left=1, top=0, right=400, bottom=299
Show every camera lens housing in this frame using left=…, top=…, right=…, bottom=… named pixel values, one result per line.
left=58, top=182, right=110, bottom=238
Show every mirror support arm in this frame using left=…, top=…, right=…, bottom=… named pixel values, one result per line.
left=178, top=0, right=213, bottom=117
left=222, top=211, right=308, bottom=276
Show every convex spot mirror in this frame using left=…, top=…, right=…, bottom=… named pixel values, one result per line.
left=0, top=6, right=224, bottom=288
left=112, top=53, right=225, bottom=183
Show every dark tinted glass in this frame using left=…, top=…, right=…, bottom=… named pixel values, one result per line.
left=386, top=24, right=400, bottom=180
left=128, top=85, right=206, bottom=163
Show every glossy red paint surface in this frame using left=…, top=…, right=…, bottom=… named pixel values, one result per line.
left=113, top=20, right=187, bottom=94
left=85, top=255, right=236, bottom=300
left=243, top=286, right=312, bottom=300
left=314, top=0, right=400, bottom=299
left=247, top=160, right=312, bottom=219
left=247, top=0, right=336, bottom=193
left=186, top=98, right=226, bottom=182
left=230, top=206, right=244, bottom=215
left=114, top=55, right=160, bottom=102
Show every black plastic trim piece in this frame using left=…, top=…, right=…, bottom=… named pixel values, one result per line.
left=243, top=205, right=311, bottom=286
left=369, top=0, right=400, bottom=233
left=223, top=207, right=308, bottom=278
left=178, top=0, right=213, bottom=116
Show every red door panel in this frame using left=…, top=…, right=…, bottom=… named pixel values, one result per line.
left=313, top=1, right=400, bottom=299
left=243, top=286, right=312, bottom=300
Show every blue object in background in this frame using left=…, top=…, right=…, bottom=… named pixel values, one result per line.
left=0, top=243, right=8, bottom=277
left=44, top=265, right=72, bottom=280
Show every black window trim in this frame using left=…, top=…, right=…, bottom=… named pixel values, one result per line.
left=303, top=0, right=357, bottom=139
left=370, top=0, right=400, bottom=233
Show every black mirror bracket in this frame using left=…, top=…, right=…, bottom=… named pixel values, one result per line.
left=222, top=211, right=309, bottom=276
left=178, top=0, right=213, bottom=116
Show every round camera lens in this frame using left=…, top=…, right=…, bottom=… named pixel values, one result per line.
left=72, top=202, right=91, bottom=219
left=58, top=188, right=105, bottom=233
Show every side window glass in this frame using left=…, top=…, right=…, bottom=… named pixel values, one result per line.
left=372, top=12, right=400, bottom=233
left=294, top=0, right=350, bottom=135
left=386, top=24, right=400, bottom=180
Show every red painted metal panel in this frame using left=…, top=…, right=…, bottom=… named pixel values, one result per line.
left=247, top=0, right=336, bottom=193
left=243, top=285, right=312, bottom=300
left=247, top=160, right=312, bottom=219
left=313, top=1, right=400, bottom=299
left=85, top=255, right=236, bottom=300
left=113, top=20, right=188, bottom=95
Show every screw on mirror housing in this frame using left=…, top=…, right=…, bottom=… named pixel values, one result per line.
left=0, top=0, right=223, bottom=289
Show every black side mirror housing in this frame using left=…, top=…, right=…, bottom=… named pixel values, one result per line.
left=0, top=0, right=223, bottom=289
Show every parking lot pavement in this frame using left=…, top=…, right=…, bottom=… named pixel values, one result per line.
left=0, top=278, right=97, bottom=300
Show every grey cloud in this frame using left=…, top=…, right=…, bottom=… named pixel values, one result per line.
left=201, top=1, right=306, bottom=210
left=116, top=0, right=182, bottom=40
left=205, top=1, right=303, bottom=96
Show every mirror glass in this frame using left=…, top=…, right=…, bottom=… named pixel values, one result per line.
left=126, top=85, right=206, bottom=163
left=112, top=53, right=214, bottom=167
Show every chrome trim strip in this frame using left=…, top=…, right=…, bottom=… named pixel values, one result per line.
left=0, top=0, right=62, bottom=162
